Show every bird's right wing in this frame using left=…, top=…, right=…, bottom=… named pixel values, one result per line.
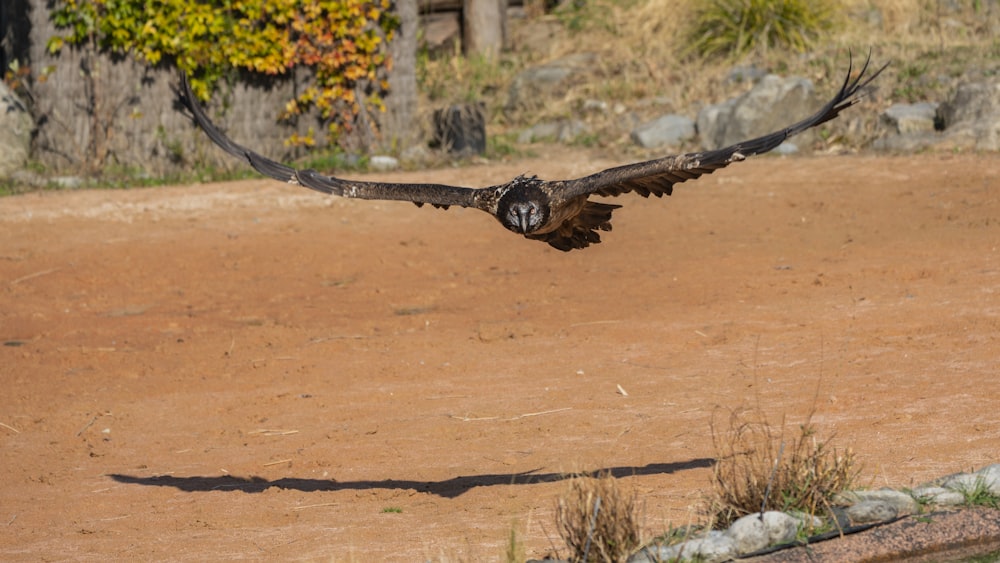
left=549, top=52, right=888, bottom=203
left=180, top=73, right=479, bottom=209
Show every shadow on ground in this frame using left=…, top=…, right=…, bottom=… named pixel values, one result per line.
left=109, top=458, right=715, bottom=499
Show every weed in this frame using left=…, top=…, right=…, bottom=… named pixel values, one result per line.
left=556, top=471, right=641, bottom=563
left=381, top=506, right=403, bottom=513
left=707, top=407, right=858, bottom=529
left=504, top=524, right=525, bottom=563
left=686, top=0, right=837, bottom=59
left=957, top=478, right=1000, bottom=509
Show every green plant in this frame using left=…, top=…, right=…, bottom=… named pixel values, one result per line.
left=381, top=506, right=403, bottom=513
left=556, top=472, right=641, bottom=563
left=687, top=0, right=836, bottom=59
left=46, top=0, right=399, bottom=149
left=707, top=408, right=858, bottom=529
left=957, top=478, right=1000, bottom=509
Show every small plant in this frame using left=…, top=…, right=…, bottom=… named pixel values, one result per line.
left=707, top=407, right=858, bottom=529
left=504, top=523, right=525, bottom=563
left=381, top=506, right=403, bottom=513
left=687, top=0, right=836, bottom=59
left=556, top=471, right=641, bottom=563
left=957, top=478, right=1000, bottom=509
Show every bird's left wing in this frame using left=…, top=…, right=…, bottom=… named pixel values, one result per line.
left=549, top=53, right=888, bottom=203
left=180, top=73, right=479, bottom=209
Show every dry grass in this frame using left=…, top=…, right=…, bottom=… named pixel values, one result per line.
left=416, top=0, right=998, bottom=159
left=556, top=472, right=642, bottom=563
left=706, top=407, right=860, bottom=529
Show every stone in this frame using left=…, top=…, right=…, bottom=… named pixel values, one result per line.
left=881, top=102, right=940, bottom=135
left=433, top=103, right=486, bottom=155
left=910, top=485, right=966, bottom=506
left=976, top=463, right=1000, bottom=495
left=368, top=155, right=399, bottom=172
left=629, top=531, right=736, bottom=563
left=726, top=511, right=800, bottom=554
left=941, top=471, right=1000, bottom=496
left=835, top=489, right=920, bottom=515
left=630, top=114, right=695, bottom=149
left=0, top=81, right=33, bottom=180
left=845, top=499, right=898, bottom=524
left=938, top=78, right=1000, bottom=150
left=697, top=74, right=817, bottom=150
left=517, top=120, right=589, bottom=144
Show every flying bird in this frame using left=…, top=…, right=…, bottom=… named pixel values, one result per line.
left=181, top=54, right=886, bottom=251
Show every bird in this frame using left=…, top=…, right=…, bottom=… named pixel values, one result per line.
left=180, top=53, right=886, bottom=251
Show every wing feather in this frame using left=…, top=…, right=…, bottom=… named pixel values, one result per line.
left=552, top=52, right=888, bottom=202
left=180, top=74, right=479, bottom=209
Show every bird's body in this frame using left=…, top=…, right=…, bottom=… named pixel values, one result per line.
left=181, top=54, right=886, bottom=251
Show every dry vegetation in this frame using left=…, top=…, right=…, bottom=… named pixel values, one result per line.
left=556, top=472, right=642, bottom=563
left=417, top=0, right=999, bottom=159
left=706, top=407, right=859, bottom=529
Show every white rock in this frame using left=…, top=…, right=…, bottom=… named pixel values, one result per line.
left=726, top=511, right=799, bottom=554
left=910, top=485, right=966, bottom=506
left=369, top=155, right=399, bottom=172
left=629, top=531, right=736, bottom=563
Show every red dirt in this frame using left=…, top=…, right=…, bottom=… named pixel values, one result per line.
left=1, top=151, right=998, bottom=561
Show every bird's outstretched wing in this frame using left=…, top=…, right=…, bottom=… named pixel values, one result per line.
left=180, top=74, right=479, bottom=209
left=550, top=53, right=888, bottom=202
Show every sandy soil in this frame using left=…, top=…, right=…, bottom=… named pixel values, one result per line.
left=1, top=150, right=998, bottom=561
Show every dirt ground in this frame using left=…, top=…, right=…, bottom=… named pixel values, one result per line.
left=1, top=150, right=998, bottom=561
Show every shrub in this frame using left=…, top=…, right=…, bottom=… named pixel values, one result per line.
left=687, top=0, right=837, bottom=59
left=556, top=472, right=641, bottom=563
left=46, top=0, right=399, bottom=148
left=708, top=408, right=858, bottom=528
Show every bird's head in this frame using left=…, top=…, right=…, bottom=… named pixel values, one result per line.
left=497, top=176, right=550, bottom=234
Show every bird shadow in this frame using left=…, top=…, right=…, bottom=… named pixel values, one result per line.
left=108, top=458, right=713, bottom=499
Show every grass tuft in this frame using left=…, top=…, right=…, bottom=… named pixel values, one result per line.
left=687, top=0, right=837, bottom=59
left=556, top=471, right=641, bottom=563
left=707, top=407, right=859, bottom=529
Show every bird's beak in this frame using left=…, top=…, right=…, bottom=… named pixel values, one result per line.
left=516, top=208, right=533, bottom=233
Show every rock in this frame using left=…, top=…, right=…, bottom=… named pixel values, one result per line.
left=873, top=133, right=941, bottom=152
left=368, top=155, right=399, bottom=172
left=726, top=511, right=800, bottom=554
left=938, top=78, right=1000, bottom=150
left=697, top=74, right=818, bottom=150
left=517, top=119, right=589, bottom=144
left=433, top=103, right=486, bottom=155
left=881, top=102, right=940, bottom=135
left=630, top=531, right=736, bottom=563
left=845, top=499, right=898, bottom=524
left=910, top=485, right=966, bottom=506
left=0, top=81, right=33, bottom=180
left=506, top=52, right=598, bottom=113
left=977, top=464, right=1000, bottom=494
left=835, top=489, right=920, bottom=515
left=940, top=470, right=1000, bottom=496
left=630, top=114, right=695, bottom=149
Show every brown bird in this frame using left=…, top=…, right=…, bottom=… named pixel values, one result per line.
left=181, top=54, right=886, bottom=251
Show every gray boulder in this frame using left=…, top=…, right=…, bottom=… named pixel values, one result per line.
left=697, top=74, right=818, bottom=150
left=0, top=82, right=33, bottom=180
left=518, top=119, right=589, bottom=144
left=881, top=102, right=940, bottom=135
left=938, top=78, right=1000, bottom=150
left=630, top=114, right=695, bottom=149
